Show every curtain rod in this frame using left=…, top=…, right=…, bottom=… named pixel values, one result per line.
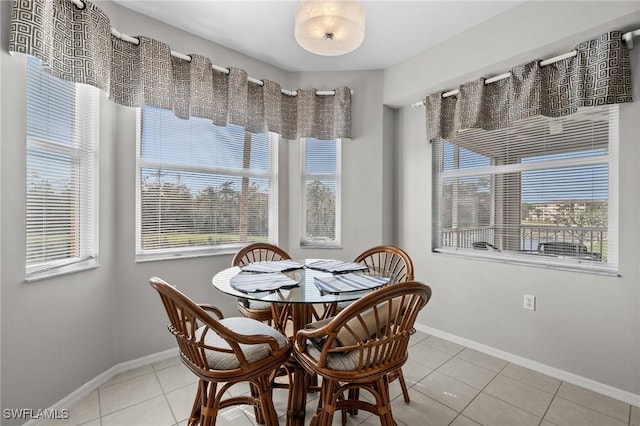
left=411, top=28, right=640, bottom=108
left=70, top=0, right=350, bottom=98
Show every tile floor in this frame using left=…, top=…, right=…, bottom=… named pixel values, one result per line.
left=41, top=331, right=639, bottom=426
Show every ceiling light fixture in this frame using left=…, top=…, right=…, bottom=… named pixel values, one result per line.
left=295, top=0, right=366, bottom=56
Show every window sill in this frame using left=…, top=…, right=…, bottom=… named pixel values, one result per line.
left=300, top=241, right=342, bottom=249
left=136, top=244, right=249, bottom=263
left=25, top=258, right=100, bottom=283
left=433, top=248, right=619, bottom=277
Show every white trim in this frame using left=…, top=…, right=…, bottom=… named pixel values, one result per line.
left=24, top=348, right=178, bottom=426
left=415, top=323, right=640, bottom=407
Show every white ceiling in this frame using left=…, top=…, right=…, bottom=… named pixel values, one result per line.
left=113, top=0, right=524, bottom=72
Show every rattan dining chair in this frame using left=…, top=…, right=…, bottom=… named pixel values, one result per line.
left=352, top=245, right=415, bottom=404
left=294, top=281, right=432, bottom=426
left=354, top=245, right=415, bottom=283
left=232, top=242, right=292, bottom=333
left=150, top=277, right=291, bottom=426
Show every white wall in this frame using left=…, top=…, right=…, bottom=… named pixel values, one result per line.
left=390, top=1, right=640, bottom=397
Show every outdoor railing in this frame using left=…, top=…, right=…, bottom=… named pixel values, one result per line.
left=441, top=225, right=607, bottom=260
left=441, top=227, right=496, bottom=249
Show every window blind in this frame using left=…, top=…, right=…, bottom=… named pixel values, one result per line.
left=301, top=138, right=340, bottom=246
left=433, top=105, right=618, bottom=272
left=138, top=107, right=277, bottom=256
left=26, top=57, right=99, bottom=276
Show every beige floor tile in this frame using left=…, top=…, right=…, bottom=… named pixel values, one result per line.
left=456, top=348, right=508, bottom=372
left=359, top=413, right=407, bottom=426
left=308, top=408, right=376, bottom=426
left=77, top=420, right=101, bottom=426
left=225, top=380, right=253, bottom=398
left=449, top=415, right=482, bottom=426
left=45, top=390, right=100, bottom=426
left=101, top=395, right=175, bottom=426
left=355, top=378, right=404, bottom=403
left=165, top=382, right=198, bottom=423
left=421, top=336, right=465, bottom=355
left=631, top=405, right=640, bottom=426
left=99, top=373, right=164, bottom=415
left=270, top=386, right=293, bottom=418
left=463, top=392, right=541, bottom=426
left=280, top=395, right=323, bottom=425
left=38, top=414, right=95, bottom=426
left=544, top=397, right=627, bottom=426
left=152, top=355, right=181, bottom=371
left=484, top=374, right=554, bottom=417
left=556, top=382, right=630, bottom=422
left=401, top=358, right=433, bottom=386
left=413, top=371, right=480, bottom=412
left=500, top=363, right=561, bottom=394
left=100, top=364, right=155, bottom=388
left=438, top=357, right=497, bottom=389
left=391, top=390, right=458, bottom=426
left=207, top=406, right=256, bottom=425
left=410, top=330, right=430, bottom=345
left=155, top=362, right=199, bottom=393
left=408, top=342, right=454, bottom=369
left=58, top=340, right=639, bottom=426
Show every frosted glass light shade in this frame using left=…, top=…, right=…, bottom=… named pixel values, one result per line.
left=295, top=0, right=365, bottom=56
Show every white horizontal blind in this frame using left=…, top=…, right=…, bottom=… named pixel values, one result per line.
left=301, top=138, right=340, bottom=246
left=433, top=105, right=618, bottom=272
left=26, top=56, right=99, bottom=275
left=138, top=107, right=276, bottom=255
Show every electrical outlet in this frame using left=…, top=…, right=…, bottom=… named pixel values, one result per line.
left=524, top=294, right=536, bottom=311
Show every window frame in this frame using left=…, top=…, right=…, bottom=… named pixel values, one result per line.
left=135, top=108, right=279, bottom=261
left=25, top=59, right=100, bottom=281
left=300, top=138, right=342, bottom=248
left=432, top=105, right=619, bottom=275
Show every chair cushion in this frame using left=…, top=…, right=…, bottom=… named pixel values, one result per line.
left=248, top=300, right=273, bottom=310
left=194, top=317, right=289, bottom=370
left=306, top=298, right=405, bottom=349
left=305, top=344, right=364, bottom=371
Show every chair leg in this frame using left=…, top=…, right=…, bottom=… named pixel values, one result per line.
left=201, top=381, right=220, bottom=426
left=397, top=368, right=411, bottom=403
left=256, top=374, right=279, bottom=426
left=373, top=376, right=394, bottom=426
left=250, top=383, right=266, bottom=424
left=346, top=388, right=360, bottom=416
left=188, top=381, right=204, bottom=426
left=318, top=379, right=339, bottom=426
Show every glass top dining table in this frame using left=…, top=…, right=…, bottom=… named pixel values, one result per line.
left=211, top=258, right=389, bottom=305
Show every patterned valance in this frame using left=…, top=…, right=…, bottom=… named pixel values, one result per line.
left=424, top=31, right=633, bottom=142
left=8, top=0, right=351, bottom=140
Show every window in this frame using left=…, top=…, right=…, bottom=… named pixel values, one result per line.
left=301, top=138, right=341, bottom=247
left=137, top=107, right=278, bottom=259
left=25, top=57, right=100, bottom=278
left=433, top=105, right=618, bottom=273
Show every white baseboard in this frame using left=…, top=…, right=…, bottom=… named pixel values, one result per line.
left=24, top=348, right=178, bottom=426
left=415, top=323, right=640, bottom=407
